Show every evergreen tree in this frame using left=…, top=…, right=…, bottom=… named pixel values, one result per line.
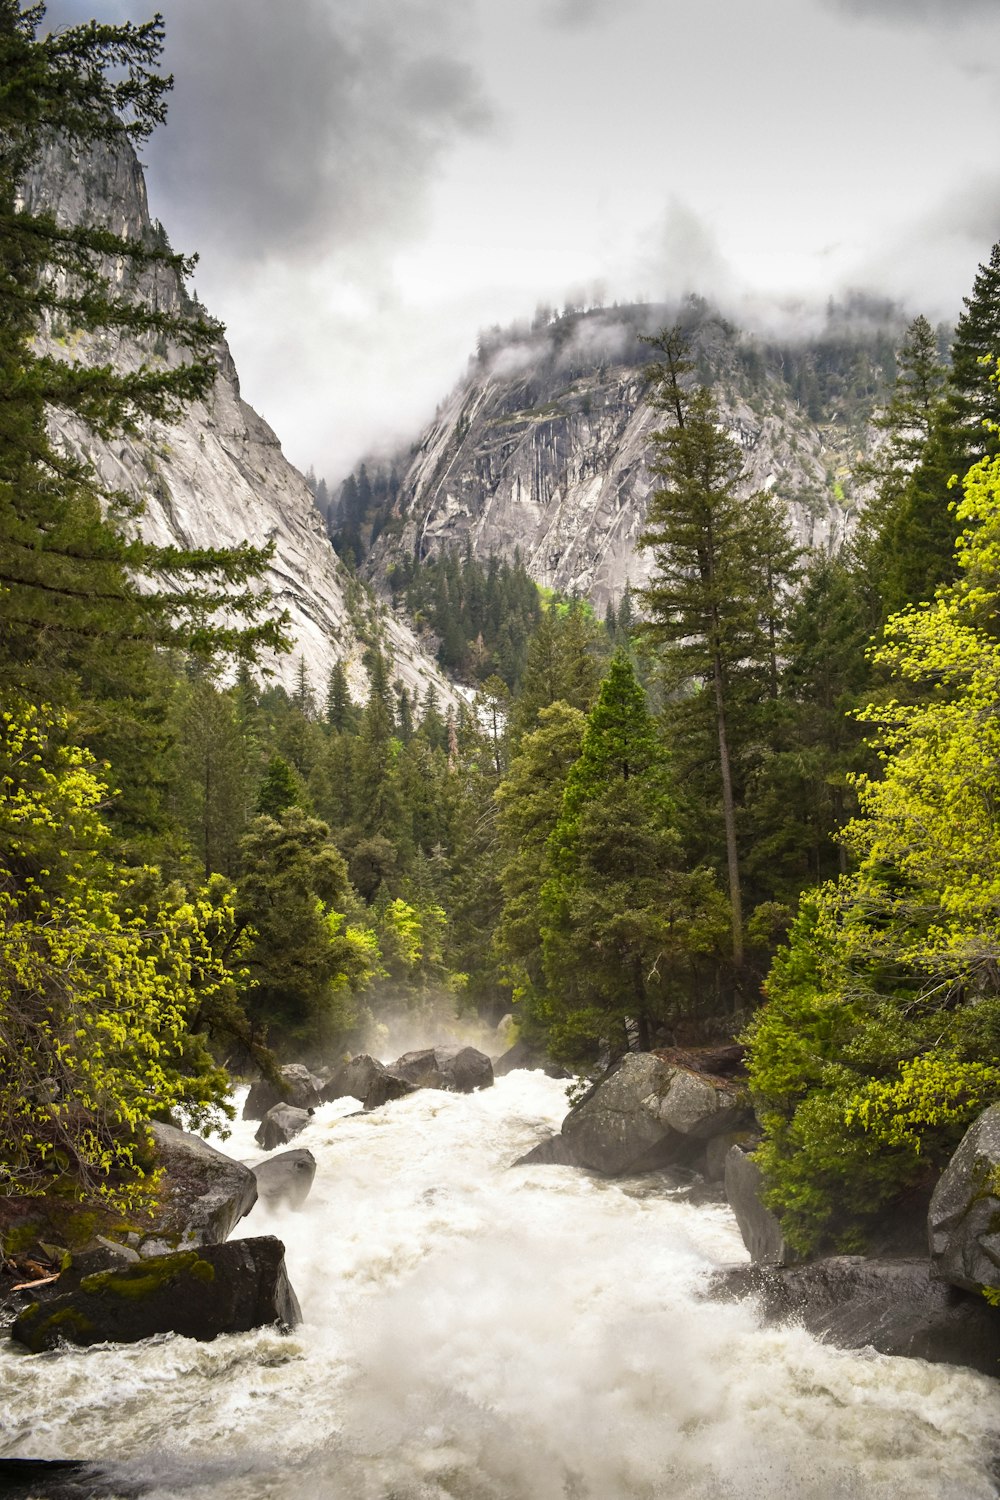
left=325, top=660, right=357, bottom=733
left=494, top=700, right=587, bottom=1036
left=508, top=601, right=601, bottom=745
left=639, top=346, right=797, bottom=976
left=236, top=808, right=379, bottom=1050
left=256, top=754, right=300, bottom=817
left=540, top=653, right=724, bottom=1063
left=172, top=673, right=252, bottom=878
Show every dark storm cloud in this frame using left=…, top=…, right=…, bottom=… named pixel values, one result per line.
left=44, top=0, right=492, bottom=265
left=823, top=0, right=995, bottom=22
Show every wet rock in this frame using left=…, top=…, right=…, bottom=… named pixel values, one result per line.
left=709, top=1256, right=1000, bottom=1379
left=254, top=1104, right=312, bottom=1151
left=703, top=1131, right=754, bottom=1184
left=0, top=1459, right=131, bottom=1500
left=321, top=1054, right=386, bottom=1104
left=494, top=1037, right=572, bottom=1079
left=242, top=1064, right=324, bottom=1121
left=723, top=1145, right=795, bottom=1265
left=11, top=1236, right=301, bottom=1353
left=928, top=1104, right=1000, bottom=1296
left=513, top=1134, right=577, bottom=1167
left=247, top=1149, right=317, bottom=1211
left=560, top=1053, right=750, bottom=1176
left=391, top=1045, right=494, bottom=1093
left=138, top=1122, right=257, bottom=1256
left=364, top=1070, right=418, bottom=1110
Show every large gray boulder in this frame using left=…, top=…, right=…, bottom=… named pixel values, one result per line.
left=724, top=1145, right=796, bottom=1265
left=254, top=1104, right=312, bottom=1151
left=139, top=1122, right=257, bottom=1255
left=514, top=1133, right=577, bottom=1167
left=560, top=1053, right=748, bottom=1176
left=710, top=1256, right=1000, bottom=1379
left=11, top=1236, right=301, bottom=1352
left=391, top=1045, right=494, bottom=1093
left=242, top=1064, right=324, bottom=1121
left=319, top=1053, right=416, bottom=1109
left=247, top=1148, right=317, bottom=1211
left=928, top=1104, right=1000, bottom=1296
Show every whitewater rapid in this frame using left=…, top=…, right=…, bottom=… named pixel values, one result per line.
left=1, top=1071, right=997, bottom=1499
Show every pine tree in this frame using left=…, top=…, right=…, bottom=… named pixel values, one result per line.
left=540, top=653, right=724, bottom=1062
left=0, top=5, right=287, bottom=681
left=639, top=348, right=797, bottom=977
left=256, top=754, right=300, bottom=817
left=325, top=660, right=357, bottom=733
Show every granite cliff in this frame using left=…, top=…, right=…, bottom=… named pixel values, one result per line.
left=362, top=302, right=897, bottom=614
left=22, top=135, right=454, bottom=707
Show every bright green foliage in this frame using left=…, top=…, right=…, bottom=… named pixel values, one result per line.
left=235, top=808, right=381, bottom=1051
left=0, top=697, right=232, bottom=1210
left=540, top=653, right=726, bottom=1064
left=747, top=441, right=1000, bottom=1252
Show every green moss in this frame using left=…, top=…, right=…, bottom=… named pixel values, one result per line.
left=80, top=1250, right=214, bottom=1299
left=20, top=1304, right=95, bottom=1352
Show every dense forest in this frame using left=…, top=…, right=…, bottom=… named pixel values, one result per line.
left=4, top=1, right=1000, bottom=1270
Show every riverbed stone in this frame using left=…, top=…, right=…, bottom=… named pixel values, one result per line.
left=709, top=1255, right=1000, bottom=1378
left=560, top=1053, right=749, bottom=1176
left=724, top=1145, right=795, bottom=1265
left=242, top=1064, right=324, bottom=1121
left=247, top=1148, right=317, bottom=1211
left=391, top=1045, right=494, bottom=1093
left=928, top=1104, right=1000, bottom=1296
left=254, top=1104, right=312, bottom=1151
left=138, top=1122, right=257, bottom=1256
left=11, top=1235, right=301, bottom=1353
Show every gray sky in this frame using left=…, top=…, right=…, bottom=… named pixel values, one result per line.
left=45, top=0, right=1000, bottom=481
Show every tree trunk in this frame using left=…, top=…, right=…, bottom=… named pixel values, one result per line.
left=711, top=650, right=744, bottom=978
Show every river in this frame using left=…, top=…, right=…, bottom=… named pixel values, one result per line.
left=1, top=1070, right=997, bottom=1499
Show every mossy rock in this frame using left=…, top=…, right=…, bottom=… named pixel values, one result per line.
left=11, top=1236, right=300, bottom=1352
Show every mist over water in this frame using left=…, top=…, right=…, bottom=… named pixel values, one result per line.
left=1, top=1072, right=997, bottom=1499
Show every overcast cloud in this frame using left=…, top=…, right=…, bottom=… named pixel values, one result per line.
left=40, top=0, right=1000, bottom=482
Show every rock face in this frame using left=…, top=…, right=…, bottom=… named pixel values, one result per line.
left=723, top=1146, right=794, bottom=1265
left=140, top=1122, right=257, bottom=1255
left=391, top=1046, right=494, bottom=1094
left=247, top=1149, right=317, bottom=1211
left=560, top=1054, right=749, bottom=1176
left=365, top=304, right=889, bottom=617
left=255, top=1105, right=312, bottom=1151
left=22, top=135, right=457, bottom=708
left=928, top=1104, right=1000, bottom=1296
left=710, top=1257, right=1000, bottom=1379
left=243, top=1064, right=324, bottom=1121
left=11, top=1236, right=300, bottom=1352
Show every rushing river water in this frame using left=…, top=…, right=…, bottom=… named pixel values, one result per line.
left=1, top=1070, right=998, bottom=1499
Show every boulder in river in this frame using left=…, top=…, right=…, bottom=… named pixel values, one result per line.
left=242, top=1064, right=324, bottom=1121
left=254, top=1104, right=312, bottom=1151
left=928, top=1103, right=1000, bottom=1296
left=560, top=1053, right=749, bottom=1176
left=723, top=1145, right=796, bottom=1265
left=709, top=1256, right=1000, bottom=1379
left=247, top=1148, right=317, bottom=1211
left=391, top=1045, right=494, bottom=1093
left=514, top=1133, right=577, bottom=1167
left=11, top=1235, right=301, bottom=1353
left=138, top=1122, right=257, bottom=1256
left=493, top=1037, right=572, bottom=1079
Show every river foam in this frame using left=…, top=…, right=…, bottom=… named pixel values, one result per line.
left=1, top=1071, right=997, bottom=1499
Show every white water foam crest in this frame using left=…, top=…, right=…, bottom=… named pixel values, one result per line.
left=1, top=1071, right=997, bottom=1499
